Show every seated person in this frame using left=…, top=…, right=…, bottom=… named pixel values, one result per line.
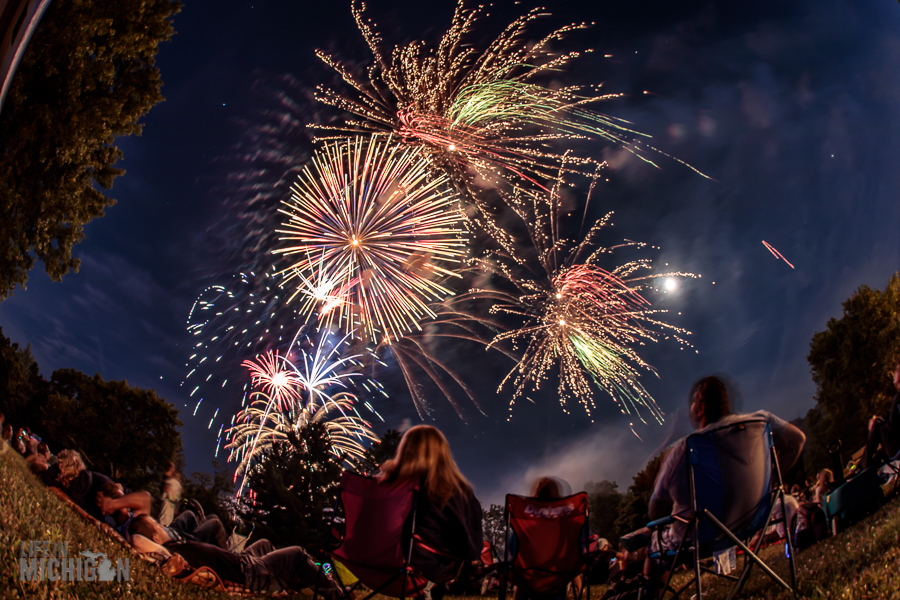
left=128, top=514, right=344, bottom=596
left=378, top=425, right=483, bottom=589
left=864, top=360, right=900, bottom=469
left=813, top=468, right=834, bottom=506
left=648, top=376, right=805, bottom=550
left=159, top=461, right=183, bottom=526
left=627, top=376, right=805, bottom=595
left=530, top=476, right=570, bottom=500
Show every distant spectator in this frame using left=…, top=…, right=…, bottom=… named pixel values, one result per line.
left=12, top=428, right=27, bottom=455
left=159, top=461, right=182, bottom=526
left=25, top=442, right=50, bottom=473
left=38, top=442, right=57, bottom=466
left=1, top=423, right=11, bottom=445
left=814, top=469, right=834, bottom=506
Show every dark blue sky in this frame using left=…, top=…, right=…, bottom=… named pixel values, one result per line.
left=2, top=0, right=898, bottom=504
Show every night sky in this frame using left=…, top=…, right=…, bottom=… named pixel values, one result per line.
left=1, top=0, right=898, bottom=505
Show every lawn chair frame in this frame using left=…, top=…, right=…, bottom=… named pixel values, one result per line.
left=313, top=471, right=436, bottom=600
left=649, top=419, right=797, bottom=600
left=498, top=491, right=592, bottom=600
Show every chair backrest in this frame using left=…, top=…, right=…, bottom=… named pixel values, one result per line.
left=687, top=419, right=774, bottom=548
left=505, top=492, right=589, bottom=594
left=331, top=470, right=418, bottom=571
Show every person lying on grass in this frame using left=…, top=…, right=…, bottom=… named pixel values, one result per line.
left=128, top=514, right=344, bottom=597
left=99, top=485, right=227, bottom=548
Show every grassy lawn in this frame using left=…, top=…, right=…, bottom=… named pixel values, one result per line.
left=4, top=443, right=900, bottom=599
left=0, top=444, right=228, bottom=600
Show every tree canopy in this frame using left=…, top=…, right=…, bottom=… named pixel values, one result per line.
left=584, top=479, right=623, bottom=545
left=41, top=368, right=183, bottom=490
left=238, top=422, right=342, bottom=549
left=0, top=328, right=43, bottom=426
left=0, top=0, right=181, bottom=299
left=357, top=428, right=402, bottom=475
left=805, top=273, right=900, bottom=469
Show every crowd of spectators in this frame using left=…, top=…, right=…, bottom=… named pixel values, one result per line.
left=0, top=410, right=345, bottom=596
left=3, top=362, right=898, bottom=599
left=0, top=411, right=57, bottom=470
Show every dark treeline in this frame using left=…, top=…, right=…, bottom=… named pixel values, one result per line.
left=0, top=327, right=182, bottom=494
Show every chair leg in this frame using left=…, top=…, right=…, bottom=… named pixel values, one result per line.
left=400, top=567, right=413, bottom=600
left=693, top=520, right=703, bottom=600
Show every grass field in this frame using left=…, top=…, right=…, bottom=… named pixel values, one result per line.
left=4, top=444, right=900, bottom=599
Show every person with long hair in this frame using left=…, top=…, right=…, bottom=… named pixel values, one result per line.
left=378, top=425, right=483, bottom=589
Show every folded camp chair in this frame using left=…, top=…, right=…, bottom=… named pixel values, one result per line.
left=314, top=471, right=445, bottom=600
left=499, top=492, right=591, bottom=600
left=647, top=418, right=796, bottom=600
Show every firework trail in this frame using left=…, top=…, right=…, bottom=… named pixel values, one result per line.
left=275, top=136, right=469, bottom=343
left=182, top=75, right=323, bottom=437
left=762, top=240, right=795, bottom=269
left=226, top=331, right=383, bottom=495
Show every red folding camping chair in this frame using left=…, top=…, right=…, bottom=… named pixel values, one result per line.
left=314, top=470, right=454, bottom=600
left=499, top=492, right=591, bottom=600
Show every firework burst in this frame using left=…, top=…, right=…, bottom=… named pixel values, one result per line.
left=312, top=0, right=706, bottom=240
left=476, top=174, right=696, bottom=421
left=274, top=136, right=468, bottom=343
left=226, top=332, right=382, bottom=494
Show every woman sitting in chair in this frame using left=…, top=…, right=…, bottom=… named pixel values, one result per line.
left=378, top=425, right=483, bottom=589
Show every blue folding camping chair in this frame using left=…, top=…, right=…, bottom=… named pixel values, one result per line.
left=647, top=418, right=796, bottom=600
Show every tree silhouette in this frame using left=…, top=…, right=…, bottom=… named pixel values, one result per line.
left=237, top=422, right=342, bottom=549
left=805, top=273, right=900, bottom=470
left=0, top=0, right=181, bottom=298
left=41, top=368, right=182, bottom=490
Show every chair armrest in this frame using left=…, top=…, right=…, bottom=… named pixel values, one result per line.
left=647, top=515, right=675, bottom=529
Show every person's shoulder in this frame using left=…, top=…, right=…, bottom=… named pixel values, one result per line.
left=742, top=410, right=790, bottom=428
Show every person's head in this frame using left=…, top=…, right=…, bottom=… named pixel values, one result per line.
left=817, top=468, right=833, bottom=486
left=689, top=376, right=731, bottom=429
left=99, top=480, right=125, bottom=499
left=379, top=425, right=472, bottom=508
left=37, top=442, right=49, bottom=457
left=530, top=477, right=562, bottom=500
left=57, top=449, right=86, bottom=487
left=128, top=514, right=170, bottom=544
left=790, top=484, right=800, bottom=495
left=165, top=461, right=179, bottom=479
